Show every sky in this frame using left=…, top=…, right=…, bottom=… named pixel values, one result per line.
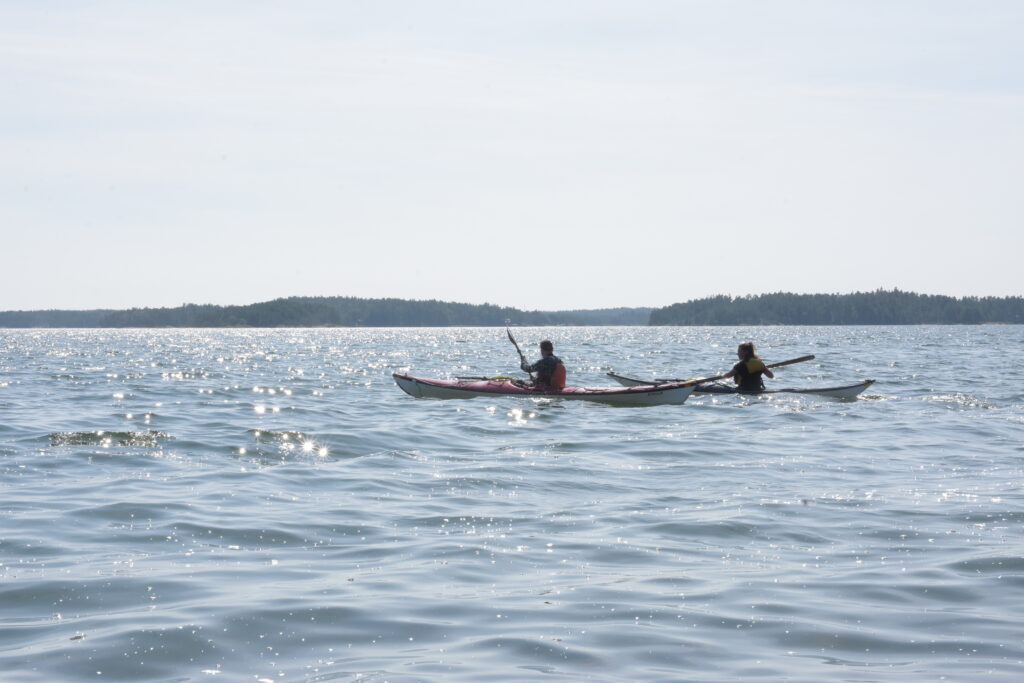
left=1, top=1, right=1022, bottom=312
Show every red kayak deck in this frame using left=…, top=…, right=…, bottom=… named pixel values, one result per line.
left=393, top=373, right=694, bottom=405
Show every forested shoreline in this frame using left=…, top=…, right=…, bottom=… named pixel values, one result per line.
left=1, top=291, right=1021, bottom=328
left=0, top=297, right=651, bottom=328
left=649, top=291, right=1024, bottom=325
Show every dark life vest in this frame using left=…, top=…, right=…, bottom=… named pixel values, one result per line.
left=733, top=358, right=767, bottom=391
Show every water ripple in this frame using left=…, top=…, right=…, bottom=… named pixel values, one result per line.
left=1, top=326, right=1023, bottom=681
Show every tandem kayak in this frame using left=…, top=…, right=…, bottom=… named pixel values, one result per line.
left=394, top=373, right=695, bottom=406
left=606, top=372, right=875, bottom=400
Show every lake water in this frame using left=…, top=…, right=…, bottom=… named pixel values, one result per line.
left=1, top=326, right=1022, bottom=682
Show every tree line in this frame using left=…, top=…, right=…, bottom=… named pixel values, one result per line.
left=0, top=297, right=652, bottom=328
left=648, top=290, right=1024, bottom=325
left=2, top=291, right=1021, bottom=327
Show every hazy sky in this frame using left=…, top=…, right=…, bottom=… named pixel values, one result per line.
left=2, top=1, right=1021, bottom=311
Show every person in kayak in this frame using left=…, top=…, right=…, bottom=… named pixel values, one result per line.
left=721, top=342, right=774, bottom=392
left=521, top=340, right=566, bottom=390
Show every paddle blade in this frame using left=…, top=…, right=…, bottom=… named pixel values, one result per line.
left=506, top=327, right=524, bottom=357
left=505, top=327, right=532, bottom=379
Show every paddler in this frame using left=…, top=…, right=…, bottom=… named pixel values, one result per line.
left=521, top=339, right=567, bottom=390
left=721, top=342, right=774, bottom=392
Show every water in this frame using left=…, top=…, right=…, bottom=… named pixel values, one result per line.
left=1, top=326, right=1022, bottom=682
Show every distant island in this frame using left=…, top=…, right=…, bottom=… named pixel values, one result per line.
left=0, top=291, right=1021, bottom=328
left=0, top=296, right=652, bottom=328
left=649, top=290, right=1024, bottom=325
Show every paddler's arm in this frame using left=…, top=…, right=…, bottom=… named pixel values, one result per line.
left=720, top=361, right=743, bottom=382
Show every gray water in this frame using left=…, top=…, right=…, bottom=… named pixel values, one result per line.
left=1, top=326, right=1022, bottom=682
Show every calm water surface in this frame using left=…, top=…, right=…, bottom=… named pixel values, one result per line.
left=1, top=326, right=1022, bottom=682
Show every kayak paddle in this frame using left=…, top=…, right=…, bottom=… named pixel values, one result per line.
left=506, top=328, right=534, bottom=382
left=654, top=354, right=816, bottom=385
left=456, top=375, right=515, bottom=381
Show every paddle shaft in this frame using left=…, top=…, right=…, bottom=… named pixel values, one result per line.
left=764, top=354, right=815, bottom=370
left=506, top=328, right=534, bottom=381
left=456, top=376, right=514, bottom=381
left=655, top=354, right=815, bottom=385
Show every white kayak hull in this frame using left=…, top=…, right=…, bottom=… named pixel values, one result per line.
left=606, top=372, right=875, bottom=399
left=394, top=373, right=694, bottom=406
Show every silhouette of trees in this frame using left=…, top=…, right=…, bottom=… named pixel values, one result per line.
left=649, top=290, right=1024, bottom=325
left=0, top=298, right=651, bottom=327
left=3, top=291, right=1020, bottom=327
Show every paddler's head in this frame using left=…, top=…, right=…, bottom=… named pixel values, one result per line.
left=540, top=340, right=554, bottom=356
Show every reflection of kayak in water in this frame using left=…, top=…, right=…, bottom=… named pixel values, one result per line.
left=394, top=373, right=695, bottom=405
left=606, top=372, right=876, bottom=400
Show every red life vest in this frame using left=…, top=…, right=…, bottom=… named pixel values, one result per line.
left=550, top=361, right=566, bottom=389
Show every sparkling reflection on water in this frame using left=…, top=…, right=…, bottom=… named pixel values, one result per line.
left=1, top=326, right=1022, bottom=681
